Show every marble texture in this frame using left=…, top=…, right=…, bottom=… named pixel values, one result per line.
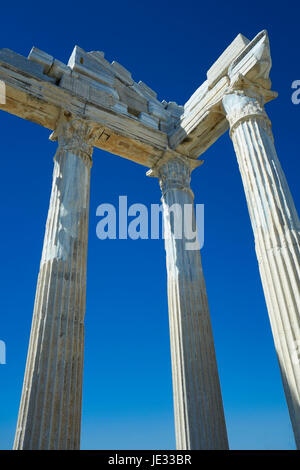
left=13, top=114, right=100, bottom=449
left=3, top=28, right=298, bottom=450
left=223, top=86, right=300, bottom=449
left=0, top=31, right=271, bottom=167
left=149, top=153, right=229, bottom=450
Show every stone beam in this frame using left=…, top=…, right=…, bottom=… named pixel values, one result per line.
left=0, top=30, right=274, bottom=168
left=169, top=30, right=276, bottom=159
left=0, top=47, right=171, bottom=167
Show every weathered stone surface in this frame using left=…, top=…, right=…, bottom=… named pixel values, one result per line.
left=148, top=153, right=229, bottom=450
left=4, top=28, right=299, bottom=450
left=28, top=47, right=54, bottom=74
left=0, top=48, right=55, bottom=82
left=0, top=57, right=167, bottom=165
left=148, top=101, right=170, bottom=121
left=170, top=31, right=274, bottom=158
left=137, top=80, right=157, bottom=99
left=68, top=46, right=115, bottom=87
left=48, top=59, right=70, bottom=80
left=114, top=79, right=148, bottom=114
left=0, top=31, right=274, bottom=167
left=13, top=114, right=101, bottom=450
left=229, top=30, right=273, bottom=89
left=207, top=33, right=249, bottom=89
left=111, top=60, right=133, bottom=85
left=223, top=84, right=300, bottom=450
left=139, top=112, right=159, bottom=129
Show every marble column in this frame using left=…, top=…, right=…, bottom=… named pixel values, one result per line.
left=223, top=85, right=300, bottom=448
left=14, top=113, right=100, bottom=450
left=148, top=153, right=229, bottom=450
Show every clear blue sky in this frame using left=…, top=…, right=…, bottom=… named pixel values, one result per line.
left=0, top=0, right=299, bottom=450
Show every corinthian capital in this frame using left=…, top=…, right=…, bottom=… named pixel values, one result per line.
left=147, top=149, right=202, bottom=197
left=222, top=76, right=277, bottom=137
left=50, top=112, right=103, bottom=167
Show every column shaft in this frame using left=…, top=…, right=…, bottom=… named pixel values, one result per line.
left=154, top=155, right=228, bottom=450
left=223, top=90, right=300, bottom=448
left=14, top=115, right=97, bottom=449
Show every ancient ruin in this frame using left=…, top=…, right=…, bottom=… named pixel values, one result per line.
left=0, top=30, right=299, bottom=449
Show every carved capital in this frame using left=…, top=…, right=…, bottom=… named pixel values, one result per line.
left=147, top=149, right=202, bottom=198
left=50, top=112, right=103, bottom=167
left=223, top=76, right=277, bottom=138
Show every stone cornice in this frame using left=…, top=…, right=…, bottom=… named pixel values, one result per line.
left=0, top=30, right=277, bottom=168
left=169, top=30, right=277, bottom=159
left=0, top=52, right=167, bottom=167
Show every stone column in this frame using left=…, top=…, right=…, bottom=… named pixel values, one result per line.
left=148, top=152, right=229, bottom=450
left=222, top=84, right=300, bottom=448
left=14, top=113, right=100, bottom=450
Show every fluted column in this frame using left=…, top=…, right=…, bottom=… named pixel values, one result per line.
left=148, top=152, right=228, bottom=450
left=223, top=84, right=300, bottom=448
left=14, top=113, right=101, bottom=450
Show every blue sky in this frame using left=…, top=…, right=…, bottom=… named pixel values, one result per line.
left=0, top=0, right=299, bottom=450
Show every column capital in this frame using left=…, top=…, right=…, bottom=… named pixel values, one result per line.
left=146, top=149, right=203, bottom=198
left=222, top=76, right=277, bottom=137
left=49, top=111, right=103, bottom=167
